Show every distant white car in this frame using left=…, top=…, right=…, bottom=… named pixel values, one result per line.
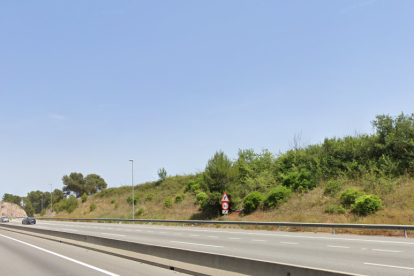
left=1, top=217, right=9, bottom=223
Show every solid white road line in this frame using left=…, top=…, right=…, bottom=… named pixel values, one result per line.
left=208, top=236, right=218, bottom=238
left=0, top=233, right=119, bottom=276
left=280, top=242, right=298, bottom=245
left=228, top=238, right=241, bottom=240
left=372, top=249, right=401, bottom=253
left=364, top=263, right=414, bottom=270
left=101, top=233, right=125, bottom=237
left=170, top=241, right=223, bottom=248
left=252, top=240, right=266, bottom=242
left=63, top=229, right=78, bottom=231
left=328, top=246, right=349, bottom=249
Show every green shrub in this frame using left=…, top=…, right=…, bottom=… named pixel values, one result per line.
left=190, top=184, right=200, bottom=193
left=56, top=195, right=79, bottom=214
left=185, top=180, right=195, bottom=192
left=337, top=205, right=346, bottom=214
left=114, top=203, right=119, bottom=209
left=164, top=198, right=173, bottom=208
left=81, top=193, right=88, bottom=203
left=90, top=203, right=97, bottom=212
left=185, top=177, right=204, bottom=193
left=243, top=191, right=264, bottom=213
left=67, top=205, right=75, bottom=214
left=195, top=192, right=209, bottom=210
left=352, top=195, right=383, bottom=215
left=264, top=186, right=292, bottom=209
left=40, top=210, right=46, bottom=216
left=324, top=180, right=342, bottom=196
left=325, top=205, right=346, bottom=214
left=136, top=207, right=145, bottom=216
left=111, top=198, right=116, bottom=204
left=145, top=193, right=154, bottom=201
left=175, top=193, right=186, bottom=203
left=282, top=170, right=317, bottom=192
left=341, top=189, right=365, bottom=206
left=127, top=195, right=140, bottom=205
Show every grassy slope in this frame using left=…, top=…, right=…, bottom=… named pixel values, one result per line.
left=44, top=174, right=414, bottom=237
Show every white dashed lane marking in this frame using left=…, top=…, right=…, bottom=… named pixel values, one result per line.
left=170, top=241, right=223, bottom=248
left=372, top=249, right=401, bottom=253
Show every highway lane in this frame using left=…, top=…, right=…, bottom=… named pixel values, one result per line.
left=6, top=220, right=414, bottom=276
left=0, top=228, right=187, bottom=276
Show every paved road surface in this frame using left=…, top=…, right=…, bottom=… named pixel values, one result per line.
left=5, top=220, right=414, bottom=276
left=0, top=228, right=187, bottom=276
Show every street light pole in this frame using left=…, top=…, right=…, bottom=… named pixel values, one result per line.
left=49, top=184, right=52, bottom=218
left=129, top=159, right=134, bottom=220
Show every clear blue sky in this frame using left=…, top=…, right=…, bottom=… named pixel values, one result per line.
left=1, top=1, right=413, bottom=197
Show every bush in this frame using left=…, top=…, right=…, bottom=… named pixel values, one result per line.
left=195, top=192, right=209, bottom=210
left=81, top=193, right=88, bottom=203
left=90, top=203, right=97, bottom=212
left=264, top=186, right=292, bottom=209
left=136, top=207, right=145, bottom=216
left=324, top=180, right=342, bottom=196
left=185, top=180, right=195, bottom=192
left=127, top=195, right=140, bottom=205
left=243, top=191, right=264, bottom=213
left=341, top=189, right=365, bottom=206
left=175, top=193, right=186, bottom=203
left=352, top=195, right=383, bottom=215
left=40, top=210, right=46, bottom=216
left=190, top=184, right=200, bottom=193
left=145, top=193, right=154, bottom=202
left=67, top=205, right=75, bottom=214
left=111, top=198, right=116, bottom=204
left=114, top=203, right=119, bottom=209
left=325, top=205, right=346, bottom=214
left=282, top=170, right=317, bottom=192
left=164, top=198, right=173, bottom=208
left=56, top=195, right=79, bottom=214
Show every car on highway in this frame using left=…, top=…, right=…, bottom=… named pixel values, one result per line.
left=22, top=217, right=36, bottom=225
left=1, top=217, right=9, bottom=222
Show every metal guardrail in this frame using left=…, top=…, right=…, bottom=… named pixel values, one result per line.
left=33, top=217, right=414, bottom=238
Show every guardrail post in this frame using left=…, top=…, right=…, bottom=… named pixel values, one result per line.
left=404, top=230, right=407, bottom=238
left=208, top=224, right=210, bottom=228
left=278, top=226, right=280, bottom=231
left=162, top=222, right=163, bottom=226
left=332, top=227, right=335, bottom=235
left=238, top=224, right=241, bottom=229
left=183, top=223, right=184, bottom=227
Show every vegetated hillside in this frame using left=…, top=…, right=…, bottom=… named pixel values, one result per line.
left=45, top=113, right=414, bottom=236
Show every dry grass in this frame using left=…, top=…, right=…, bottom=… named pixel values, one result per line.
left=45, top=175, right=414, bottom=237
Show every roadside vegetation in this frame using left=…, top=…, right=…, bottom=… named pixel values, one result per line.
left=3, top=113, right=414, bottom=236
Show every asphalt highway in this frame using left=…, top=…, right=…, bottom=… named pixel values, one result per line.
left=0, top=228, right=187, bottom=276
left=5, top=220, right=414, bottom=276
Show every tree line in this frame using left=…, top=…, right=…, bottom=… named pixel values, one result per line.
left=2, top=173, right=107, bottom=216
left=189, top=113, right=414, bottom=215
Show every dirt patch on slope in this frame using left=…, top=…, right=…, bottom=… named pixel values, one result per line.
left=0, top=202, right=27, bottom=217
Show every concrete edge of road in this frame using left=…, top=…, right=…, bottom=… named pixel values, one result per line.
left=0, top=225, right=223, bottom=276
left=0, top=224, right=366, bottom=276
